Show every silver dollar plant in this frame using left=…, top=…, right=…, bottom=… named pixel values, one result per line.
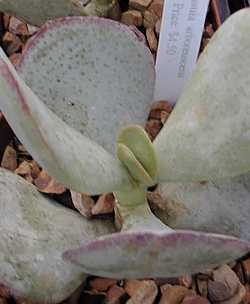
left=0, top=8, right=250, bottom=303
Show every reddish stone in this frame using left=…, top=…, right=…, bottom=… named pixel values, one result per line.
left=91, top=193, right=115, bottom=215
left=106, top=285, right=126, bottom=304
left=145, top=119, right=162, bottom=140
left=181, top=295, right=210, bottom=304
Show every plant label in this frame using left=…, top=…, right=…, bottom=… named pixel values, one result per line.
left=154, top=0, right=209, bottom=104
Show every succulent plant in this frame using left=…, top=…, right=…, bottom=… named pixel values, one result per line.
left=0, top=0, right=119, bottom=26
left=0, top=9, right=250, bottom=303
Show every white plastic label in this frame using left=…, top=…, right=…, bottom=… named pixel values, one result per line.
left=154, top=0, right=209, bottom=104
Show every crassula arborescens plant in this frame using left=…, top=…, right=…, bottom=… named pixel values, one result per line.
left=1, top=9, right=250, bottom=303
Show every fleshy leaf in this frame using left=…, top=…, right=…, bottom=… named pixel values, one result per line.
left=117, top=143, right=154, bottom=186
left=0, top=168, right=115, bottom=303
left=0, top=47, right=132, bottom=194
left=155, top=173, right=250, bottom=241
left=117, top=125, right=157, bottom=181
left=18, top=17, right=155, bottom=154
left=64, top=230, right=250, bottom=279
left=154, top=9, right=250, bottom=182
left=0, top=0, right=118, bottom=26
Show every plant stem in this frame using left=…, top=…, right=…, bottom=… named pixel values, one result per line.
left=114, top=186, right=172, bottom=232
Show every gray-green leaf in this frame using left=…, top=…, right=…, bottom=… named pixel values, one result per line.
left=154, top=9, right=250, bottom=182
left=0, top=47, right=131, bottom=194
left=0, top=168, right=115, bottom=303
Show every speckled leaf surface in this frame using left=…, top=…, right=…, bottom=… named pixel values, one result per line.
left=0, top=168, right=115, bottom=303
left=0, top=48, right=132, bottom=194
left=18, top=17, right=155, bottom=154
left=155, top=173, right=250, bottom=241
left=154, top=9, right=250, bottom=182
left=64, top=230, right=250, bottom=279
left=0, top=0, right=117, bottom=26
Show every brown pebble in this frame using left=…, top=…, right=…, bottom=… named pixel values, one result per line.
left=91, top=193, right=115, bottom=215
left=181, top=295, right=210, bottom=304
left=71, top=191, right=95, bottom=218
left=151, top=100, right=173, bottom=112
left=208, top=281, right=232, bottom=302
left=1, top=145, right=17, bottom=171
left=106, top=285, right=126, bottom=304
left=155, top=18, right=162, bottom=36
left=121, top=10, right=143, bottom=27
left=27, top=24, right=39, bottom=35
left=213, top=265, right=240, bottom=298
left=9, top=16, right=29, bottom=36
left=208, top=265, right=244, bottom=303
left=29, top=160, right=40, bottom=179
left=242, top=258, right=250, bottom=282
left=2, top=32, right=23, bottom=56
left=204, top=24, right=214, bottom=38
left=218, top=284, right=246, bottom=304
left=145, top=119, right=162, bottom=140
left=34, top=169, right=66, bottom=194
left=125, top=280, right=145, bottom=297
left=179, top=275, right=193, bottom=289
left=148, top=0, right=164, bottom=18
left=129, top=0, right=152, bottom=11
left=143, top=9, right=158, bottom=29
left=146, top=28, right=158, bottom=53
left=160, top=284, right=195, bottom=304
left=17, top=144, right=28, bottom=153
left=15, top=160, right=35, bottom=183
left=149, top=108, right=163, bottom=120
left=15, top=161, right=31, bottom=176
left=126, top=280, right=158, bottom=304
